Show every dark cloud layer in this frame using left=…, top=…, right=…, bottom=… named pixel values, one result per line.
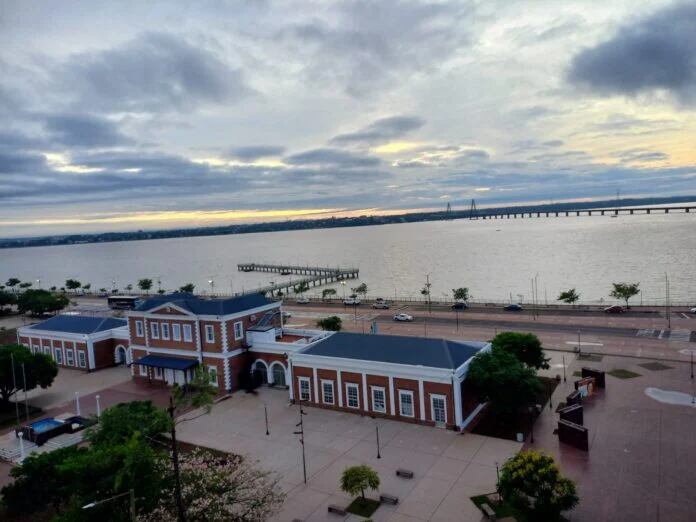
left=284, top=148, right=381, bottom=168
left=568, top=3, right=696, bottom=106
left=44, top=114, right=133, bottom=148
left=331, top=116, right=425, bottom=145
left=227, top=146, right=286, bottom=161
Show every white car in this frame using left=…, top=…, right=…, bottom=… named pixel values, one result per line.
left=372, top=301, right=390, bottom=309
left=393, top=313, right=413, bottom=322
left=690, top=307, right=696, bottom=314
left=344, top=298, right=361, bottom=305
left=296, top=297, right=309, bottom=304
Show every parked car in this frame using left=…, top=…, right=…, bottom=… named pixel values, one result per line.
left=343, top=298, right=361, bottom=305
left=372, top=301, right=390, bottom=309
left=393, top=313, right=414, bottom=322
left=296, top=297, right=309, bottom=304
left=282, top=311, right=292, bottom=320
left=452, top=302, right=468, bottom=310
left=604, top=305, right=625, bottom=314
left=690, top=307, right=696, bottom=314
left=504, top=303, right=523, bottom=311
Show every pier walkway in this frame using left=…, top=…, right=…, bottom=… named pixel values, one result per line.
left=476, top=205, right=695, bottom=219
left=237, top=263, right=359, bottom=296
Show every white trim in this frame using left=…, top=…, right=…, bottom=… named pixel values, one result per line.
left=337, top=371, right=343, bottom=408
left=361, top=372, right=368, bottom=412
left=233, top=321, right=244, bottom=341
left=321, top=379, right=335, bottom=405
left=161, top=323, right=170, bottom=340
left=130, top=345, right=240, bottom=360
left=172, top=323, right=182, bottom=342
left=388, top=376, right=395, bottom=415
left=87, top=339, right=95, bottom=370
left=371, top=386, right=386, bottom=413
left=139, top=363, right=148, bottom=376
left=150, top=322, right=160, bottom=339
left=182, top=324, right=193, bottom=342
left=430, top=394, right=448, bottom=425
left=129, top=301, right=281, bottom=322
left=223, top=358, right=231, bottom=390
left=208, top=365, right=219, bottom=387
left=16, top=326, right=129, bottom=344
left=346, top=382, right=360, bottom=409
left=418, top=379, right=426, bottom=421
left=461, top=403, right=486, bottom=430
left=205, top=324, right=215, bottom=343
left=77, top=350, right=87, bottom=368
left=398, top=389, right=415, bottom=418
left=454, top=376, right=464, bottom=428
left=54, top=347, right=63, bottom=365
left=65, top=347, right=75, bottom=366
left=146, top=302, right=196, bottom=316
left=269, top=361, right=287, bottom=387
left=312, top=368, right=319, bottom=404
left=298, top=376, right=311, bottom=401
left=221, top=320, right=228, bottom=353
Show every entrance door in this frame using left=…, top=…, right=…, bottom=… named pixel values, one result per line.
left=431, top=395, right=447, bottom=426
left=175, top=370, right=186, bottom=386
left=165, top=369, right=175, bottom=385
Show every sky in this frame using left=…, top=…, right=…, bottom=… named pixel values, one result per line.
left=1, top=0, right=695, bottom=237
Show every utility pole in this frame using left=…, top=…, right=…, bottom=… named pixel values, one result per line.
left=21, top=363, right=29, bottom=422
left=167, top=396, right=185, bottom=522
left=665, top=273, right=671, bottom=330
left=10, top=354, right=19, bottom=428
left=425, top=274, right=432, bottom=315
left=293, top=403, right=308, bottom=484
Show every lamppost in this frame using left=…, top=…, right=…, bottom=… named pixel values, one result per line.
left=36, top=278, right=41, bottom=289
left=528, top=405, right=535, bottom=444
left=376, top=425, right=381, bottom=459
left=208, top=279, right=215, bottom=295
left=83, top=489, right=136, bottom=521
left=340, top=281, right=347, bottom=300
left=293, top=403, right=308, bottom=484
left=562, top=355, right=567, bottom=382
left=577, top=330, right=581, bottom=357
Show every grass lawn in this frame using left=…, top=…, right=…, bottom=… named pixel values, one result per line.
left=346, top=497, right=380, bottom=517
left=573, top=370, right=583, bottom=377
left=471, top=494, right=522, bottom=520
left=577, top=353, right=603, bottom=362
left=608, top=369, right=641, bottom=379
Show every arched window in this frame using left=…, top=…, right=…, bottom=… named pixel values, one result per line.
left=272, top=364, right=286, bottom=387
left=253, top=361, right=268, bottom=385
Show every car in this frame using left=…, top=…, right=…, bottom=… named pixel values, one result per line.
left=343, top=297, right=361, bottom=305
left=372, top=302, right=390, bottom=309
left=296, top=297, right=309, bottom=304
left=282, top=311, right=292, bottom=320
left=393, top=313, right=414, bottom=322
left=504, top=303, right=523, bottom=311
left=690, top=307, right=696, bottom=314
left=451, top=302, right=468, bottom=310
left=603, top=305, right=625, bottom=314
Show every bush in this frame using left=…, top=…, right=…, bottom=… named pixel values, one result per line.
left=317, top=315, right=342, bottom=331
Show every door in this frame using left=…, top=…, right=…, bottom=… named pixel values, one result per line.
left=165, top=369, right=175, bottom=385
left=431, top=395, right=447, bottom=426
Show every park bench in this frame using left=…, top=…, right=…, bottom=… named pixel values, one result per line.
left=327, top=504, right=346, bottom=516
left=380, top=493, right=399, bottom=505
left=480, top=502, right=497, bottom=520
left=396, top=468, right=414, bottom=479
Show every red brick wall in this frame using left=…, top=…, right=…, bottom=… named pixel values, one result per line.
left=201, top=357, right=226, bottom=391
left=225, top=314, right=255, bottom=350
left=316, top=369, right=338, bottom=407
left=393, top=377, right=421, bottom=422
left=129, top=316, right=146, bottom=344
left=228, top=352, right=249, bottom=392
left=423, top=381, right=455, bottom=428
left=200, top=320, right=223, bottom=352
left=144, top=318, right=198, bottom=351
left=292, top=366, right=314, bottom=403
left=366, top=374, right=390, bottom=418
left=340, top=371, right=364, bottom=411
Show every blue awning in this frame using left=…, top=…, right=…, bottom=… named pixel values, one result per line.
left=134, top=355, right=198, bottom=371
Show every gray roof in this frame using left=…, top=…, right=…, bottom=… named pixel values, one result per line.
left=28, top=315, right=127, bottom=335
left=135, top=292, right=272, bottom=315
left=304, top=332, right=487, bottom=370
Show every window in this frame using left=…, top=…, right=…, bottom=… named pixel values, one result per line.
left=135, top=320, right=144, bottom=337
left=43, top=346, right=50, bottom=355
left=172, top=324, right=181, bottom=341
left=299, top=377, right=311, bottom=401
left=346, top=383, right=360, bottom=409
left=32, top=345, right=39, bottom=354
left=322, top=380, right=335, bottom=405
left=139, top=364, right=148, bottom=376
left=150, top=322, right=160, bottom=339
left=161, top=323, right=170, bottom=340
left=208, top=365, right=219, bottom=387
left=183, top=324, right=193, bottom=342
left=155, top=367, right=163, bottom=379
left=233, top=321, right=244, bottom=340
left=205, top=325, right=215, bottom=343
left=66, top=349, right=74, bottom=366
left=399, top=390, right=415, bottom=417
left=431, top=395, right=447, bottom=424
left=54, top=348, right=63, bottom=364
left=77, top=351, right=86, bottom=368
left=371, top=386, right=386, bottom=413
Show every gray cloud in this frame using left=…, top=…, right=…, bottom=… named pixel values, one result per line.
left=58, top=32, right=250, bottom=113
left=331, top=116, right=425, bottom=145
left=227, top=145, right=285, bottom=161
left=44, top=114, right=134, bottom=148
left=567, top=3, right=696, bottom=106
left=612, top=148, right=669, bottom=164
left=285, top=148, right=381, bottom=168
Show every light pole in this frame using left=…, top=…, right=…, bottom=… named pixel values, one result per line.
left=577, top=330, right=581, bottom=357
left=562, top=355, right=567, bottom=382
left=96, top=395, right=101, bottom=418
left=425, top=274, right=432, bottom=314
left=665, top=273, right=671, bottom=330
left=36, top=278, right=41, bottom=289
left=75, top=392, right=81, bottom=416
left=264, top=403, right=270, bottom=436
left=208, top=278, right=215, bottom=295
left=83, top=489, right=136, bottom=521
left=528, top=405, right=535, bottom=444
left=340, top=281, right=347, bottom=300
left=376, top=425, right=381, bottom=458
left=293, top=403, right=308, bottom=484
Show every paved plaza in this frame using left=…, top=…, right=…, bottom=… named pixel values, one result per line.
left=176, top=388, right=521, bottom=521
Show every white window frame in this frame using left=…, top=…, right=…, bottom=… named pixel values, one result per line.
left=233, top=321, right=244, bottom=340
left=65, top=349, right=74, bottom=366
left=371, top=386, right=386, bottom=413
left=135, top=320, right=144, bottom=337
left=32, top=344, right=40, bottom=354
left=161, top=323, right=170, bottom=340
left=54, top=348, right=63, bottom=364
left=183, top=324, right=193, bottom=342
left=298, top=377, right=311, bottom=401
left=77, top=351, right=86, bottom=368
left=155, top=367, right=163, bottom=379
left=399, top=390, right=415, bottom=418
left=172, top=323, right=181, bottom=341
left=43, top=346, right=50, bottom=356
left=208, top=365, right=219, bottom=387
left=321, top=380, right=335, bottom=405
left=139, top=364, right=148, bottom=376
left=431, top=394, right=448, bottom=424
left=150, top=322, right=160, bottom=339
left=346, top=383, right=360, bottom=409
left=205, top=324, right=215, bottom=343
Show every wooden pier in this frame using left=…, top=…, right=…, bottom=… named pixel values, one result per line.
left=474, top=205, right=695, bottom=220
left=237, top=263, right=359, bottom=296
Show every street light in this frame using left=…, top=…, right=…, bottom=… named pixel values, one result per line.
left=83, top=489, right=136, bottom=521
left=340, top=281, right=347, bottom=299
left=528, top=405, right=535, bottom=444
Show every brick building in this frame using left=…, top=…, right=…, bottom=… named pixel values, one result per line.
left=16, top=315, right=129, bottom=371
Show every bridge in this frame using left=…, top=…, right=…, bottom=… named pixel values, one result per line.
left=237, top=263, right=359, bottom=296
left=475, top=205, right=695, bottom=220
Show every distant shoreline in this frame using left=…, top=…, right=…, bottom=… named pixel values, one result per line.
left=2, top=195, right=695, bottom=250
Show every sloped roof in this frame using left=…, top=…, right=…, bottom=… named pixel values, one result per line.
left=28, top=315, right=127, bottom=335
left=135, top=355, right=198, bottom=371
left=135, top=292, right=273, bottom=316
left=304, top=332, right=487, bottom=370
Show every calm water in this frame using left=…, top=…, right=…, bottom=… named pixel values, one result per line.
left=1, top=213, right=695, bottom=305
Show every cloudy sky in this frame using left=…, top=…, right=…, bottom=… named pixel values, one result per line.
left=1, top=0, right=695, bottom=237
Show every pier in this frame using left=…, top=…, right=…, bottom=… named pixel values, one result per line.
left=237, top=263, right=359, bottom=296
left=474, top=205, right=695, bottom=220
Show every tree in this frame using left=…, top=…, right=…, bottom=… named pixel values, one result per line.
left=0, top=344, right=58, bottom=407
left=82, top=283, right=91, bottom=292
left=295, top=281, right=310, bottom=295
left=179, top=283, right=195, bottom=293
left=466, top=348, right=543, bottom=418
left=317, top=316, right=342, bottom=331
left=18, top=282, right=32, bottom=289
left=492, top=332, right=550, bottom=370
left=352, top=283, right=368, bottom=298
left=610, top=282, right=640, bottom=308
left=16, top=289, right=69, bottom=316
left=322, top=288, right=337, bottom=300
left=340, top=465, right=380, bottom=500
left=86, top=400, right=172, bottom=447
left=65, top=279, right=81, bottom=293
left=452, top=287, right=469, bottom=301
left=6, top=278, right=20, bottom=292
left=0, top=290, right=17, bottom=312
left=138, top=278, right=153, bottom=295
left=140, top=449, right=285, bottom=522
left=126, top=284, right=134, bottom=292
left=499, top=450, right=579, bottom=521
left=557, top=288, right=580, bottom=305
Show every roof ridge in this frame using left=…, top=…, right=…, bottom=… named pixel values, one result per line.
left=442, top=339, right=455, bottom=369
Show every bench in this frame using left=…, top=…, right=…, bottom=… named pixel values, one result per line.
left=396, top=468, right=414, bottom=479
left=380, top=493, right=399, bottom=505
left=327, top=504, right=346, bottom=516
left=480, top=502, right=497, bottom=520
